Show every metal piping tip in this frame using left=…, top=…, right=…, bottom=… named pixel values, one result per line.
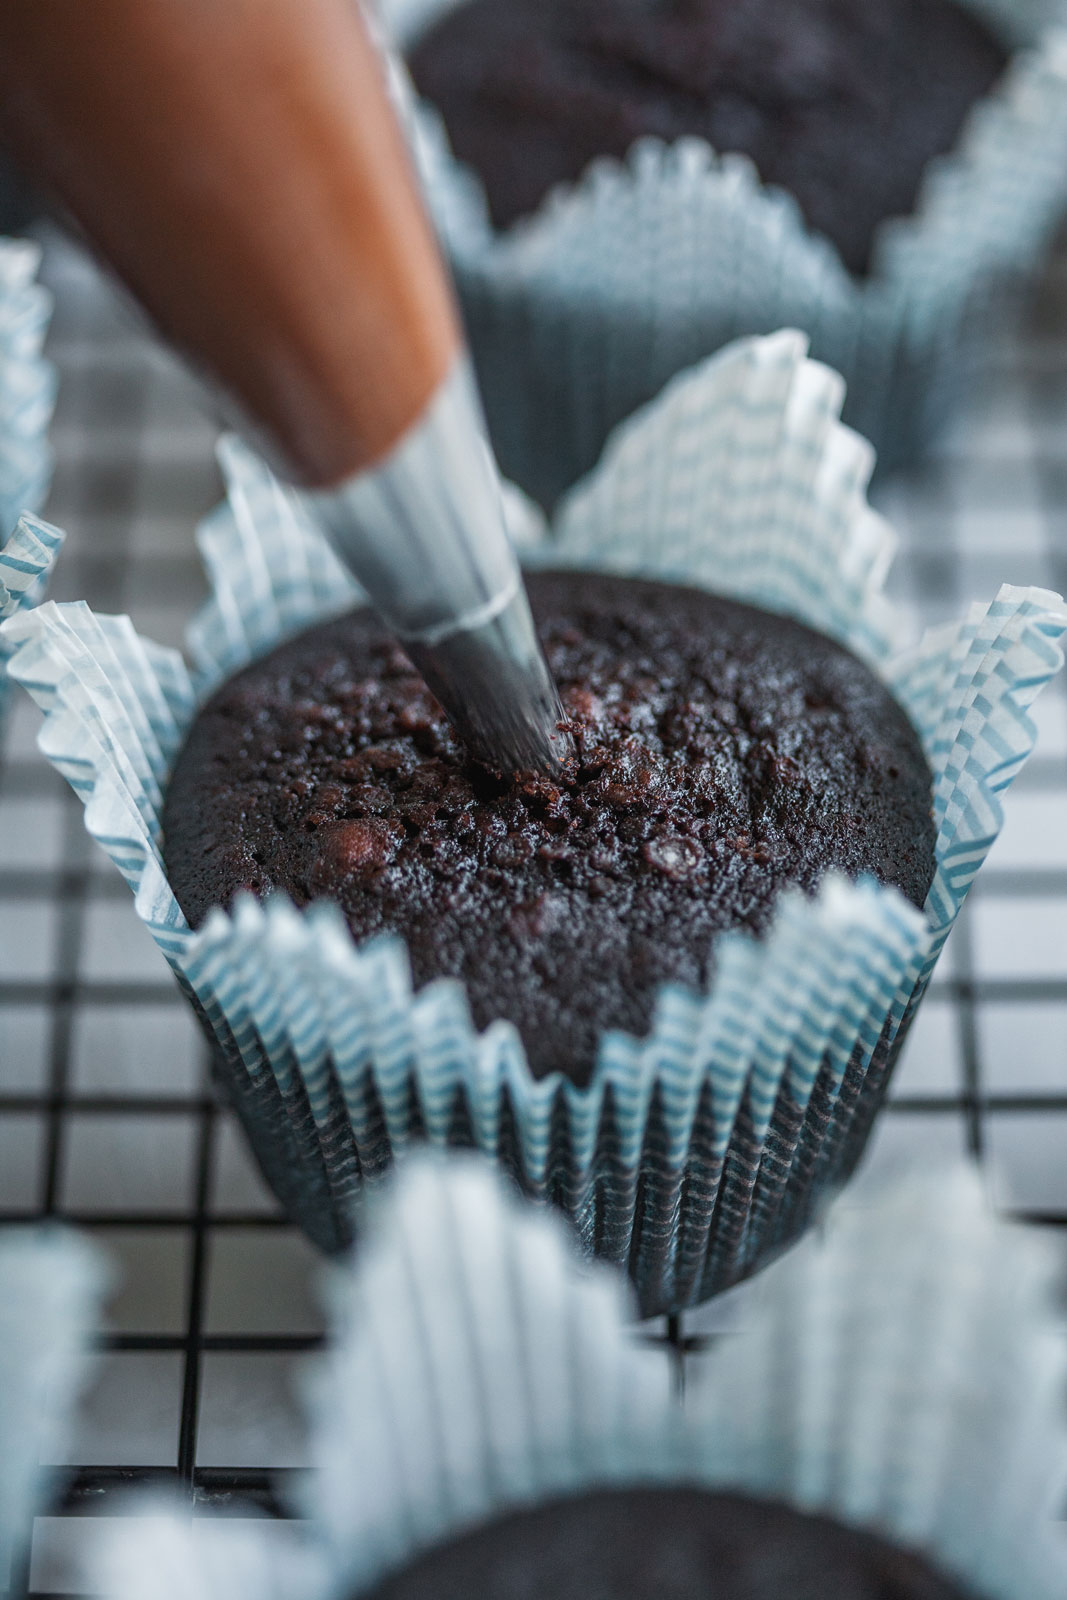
left=403, top=588, right=570, bottom=775
left=307, top=356, right=571, bottom=775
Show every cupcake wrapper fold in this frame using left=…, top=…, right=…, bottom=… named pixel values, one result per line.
left=0, top=239, right=56, bottom=533
left=0, top=1230, right=108, bottom=1586
left=0, top=236, right=60, bottom=733
left=94, top=1158, right=1067, bottom=1600
left=382, top=0, right=1067, bottom=504
left=685, top=1171, right=1067, bottom=1600
left=1, top=513, right=66, bottom=730
left=4, top=331, right=1066, bottom=1312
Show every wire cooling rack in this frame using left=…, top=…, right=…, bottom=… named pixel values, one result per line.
left=2, top=226, right=1067, bottom=1597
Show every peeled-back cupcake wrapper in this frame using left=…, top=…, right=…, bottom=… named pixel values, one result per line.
left=95, top=1158, right=1067, bottom=1600
left=380, top=0, right=1067, bottom=504
left=5, top=331, right=1066, bottom=1312
left=0, top=1230, right=107, bottom=1586
left=0, top=236, right=59, bottom=732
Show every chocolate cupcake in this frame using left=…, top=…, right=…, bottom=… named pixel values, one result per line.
left=5, top=332, right=1065, bottom=1311
left=94, top=1159, right=1067, bottom=1600
left=385, top=0, right=1067, bottom=503
left=410, top=0, right=1006, bottom=276
left=163, top=572, right=935, bottom=1088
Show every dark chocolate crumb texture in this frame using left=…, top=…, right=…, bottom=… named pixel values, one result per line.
left=163, top=572, right=935, bottom=1086
left=360, top=1487, right=973, bottom=1600
left=409, top=0, right=1007, bottom=275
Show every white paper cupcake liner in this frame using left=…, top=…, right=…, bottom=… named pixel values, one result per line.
left=0, top=1229, right=107, bottom=1587
left=0, top=238, right=56, bottom=534
left=0, top=513, right=66, bottom=737
left=4, top=331, right=1065, bottom=1312
left=95, top=1156, right=1067, bottom=1600
left=379, top=0, right=1067, bottom=505
left=0, top=235, right=60, bottom=733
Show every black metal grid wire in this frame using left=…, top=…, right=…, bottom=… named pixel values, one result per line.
left=3, top=226, right=1067, bottom=1596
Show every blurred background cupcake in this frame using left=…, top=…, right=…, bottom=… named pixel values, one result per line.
left=0, top=237, right=55, bottom=538
left=5, top=332, right=1063, bottom=1313
left=96, top=1155, right=1067, bottom=1600
left=0, top=151, right=41, bottom=239
left=0, top=1230, right=105, bottom=1595
left=0, top=513, right=63, bottom=737
left=0, top=235, right=60, bottom=736
left=379, top=0, right=1067, bottom=507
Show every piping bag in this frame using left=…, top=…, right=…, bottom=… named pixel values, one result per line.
left=0, top=0, right=566, bottom=773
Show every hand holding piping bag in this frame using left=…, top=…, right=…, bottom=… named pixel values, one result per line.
left=0, top=0, right=566, bottom=773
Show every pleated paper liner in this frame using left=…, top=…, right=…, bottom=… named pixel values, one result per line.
left=0, top=514, right=65, bottom=735
left=380, top=0, right=1067, bottom=505
left=0, top=1230, right=107, bottom=1586
left=0, top=235, right=59, bottom=732
left=4, top=331, right=1066, bottom=1312
left=0, top=238, right=56, bottom=534
left=96, top=1157, right=1067, bottom=1600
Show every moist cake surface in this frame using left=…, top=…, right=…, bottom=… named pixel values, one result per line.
left=163, top=570, right=935, bottom=1085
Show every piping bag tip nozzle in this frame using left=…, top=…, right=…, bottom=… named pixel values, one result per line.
left=307, top=358, right=571, bottom=776
left=404, top=589, right=572, bottom=777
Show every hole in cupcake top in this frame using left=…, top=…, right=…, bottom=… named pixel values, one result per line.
left=162, top=570, right=935, bottom=1085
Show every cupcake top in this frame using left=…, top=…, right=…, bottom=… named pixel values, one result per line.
left=163, top=569, right=935, bottom=1084
left=360, top=1486, right=972, bottom=1600
left=408, top=0, right=1007, bottom=274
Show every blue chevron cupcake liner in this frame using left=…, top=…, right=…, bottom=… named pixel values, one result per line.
left=95, top=1158, right=1067, bottom=1600
left=0, top=1229, right=107, bottom=1584
left=4, top=331, right=1065, bottom=1312
left=0, top=239, right=56, bottom=533
left=380, top=0, right=1067, bottom=505
left=0, top=513, right=66, bottom=737
left=0, top=236, right=60, bottom=734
